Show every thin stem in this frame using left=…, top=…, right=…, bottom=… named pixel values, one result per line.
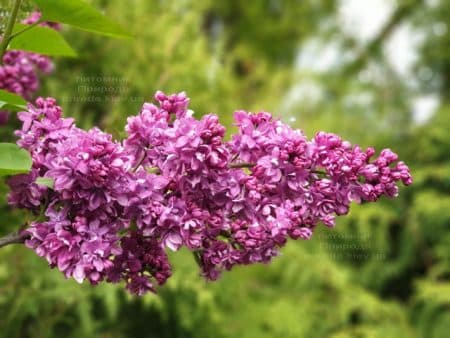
left=131, top=151, right=147, bottom=173
left=8, top=19, right=42, bottom=40
left=0, top=230, right=28, bottom=248
left=312, top=170, right=327, bottom=175
left=229, top=162, right=328, bottom=176
left=229, top=162, right=255, bottom=169
left=142, top=162, right=326, bottom=177
left=0, top=0, right=23, bottom=63
left=145, top=161, right=255, bottom=174
left=192, top=251, right=202, bottom=268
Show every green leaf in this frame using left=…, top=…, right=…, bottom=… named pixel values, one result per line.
left=0, top=89, right=27, bottom=112
left=9, top=24, right=77, bottom=57
left=32, top=0, right=131, bottom=38
left=35, top=177, right=54, bottom=189
left=0, top=143, right=32, bottom=177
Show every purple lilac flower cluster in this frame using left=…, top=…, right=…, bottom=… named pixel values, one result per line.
left=7, top=91, right=412, bottom=295
left=0, top=12, right=57, bottom=125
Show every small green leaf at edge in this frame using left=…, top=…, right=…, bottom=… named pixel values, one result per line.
left=36, top=177, right=54, bottom=189
left=32, top=0, right=132, bottom=39
left=9, top=24, right=77, bottom=57
left=0, top=90, right=27, bottom=112
left=0, top=103, right=27, bottom=112
left=0, top=143, right=32, bottom=177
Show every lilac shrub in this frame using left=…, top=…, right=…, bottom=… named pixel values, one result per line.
left=7, top=91, right=412, bottom=295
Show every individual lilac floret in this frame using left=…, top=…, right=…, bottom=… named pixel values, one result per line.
left=154, top=90, right=190, bottom=118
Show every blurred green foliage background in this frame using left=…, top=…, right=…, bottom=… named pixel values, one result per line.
left=1, top=0, right=449, bottom=337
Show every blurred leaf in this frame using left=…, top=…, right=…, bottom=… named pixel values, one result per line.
left=9, top=24, right=77, bottom=57
left=416, top=280, right=450, bottom=304
left=0, top=89, right=27, bottom=112
left=0, top=143, right=32, bottom=176
left=32, top=0, right=132, bottom=38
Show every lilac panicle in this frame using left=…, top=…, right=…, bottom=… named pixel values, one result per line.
left=0, top=11, right=56, bottom=124
left=8, top=92, right=412, bottom=295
